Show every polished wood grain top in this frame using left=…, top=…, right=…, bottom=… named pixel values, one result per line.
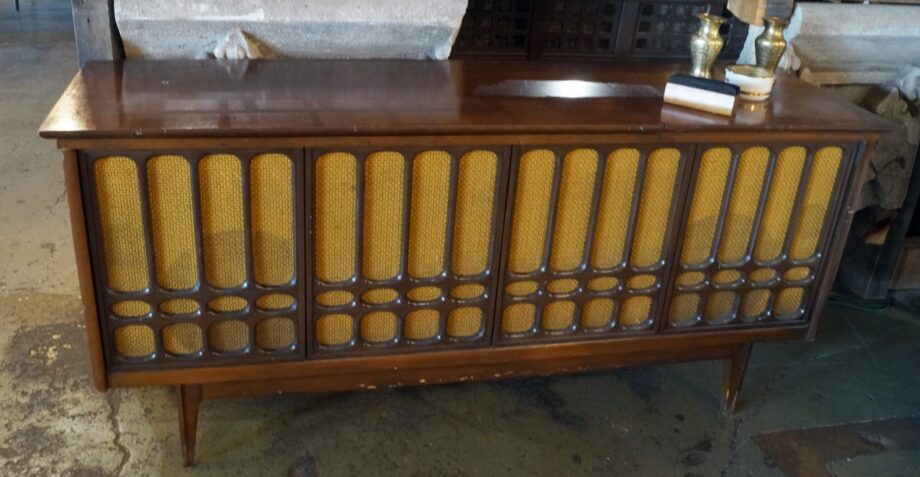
left=40, top=59, right=890, bottom=139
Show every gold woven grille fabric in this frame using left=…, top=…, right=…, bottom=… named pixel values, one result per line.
left=509, top=150, right=555, bottom=274
left=677, top=271, right=705, bottom=286
left=546, top=278, right=578, bottom=294
left=408, top=151, right=451, bottom=278
left=630, top=148, right=680, bottom=267
left=741, top=290, right=770, bottom=318
left=749, top=268, right=776, bottom=283
left=405, top=309, right=440, bottom=340
left=362, top=288, right=399, bottom=305
left=669, top=294, right=700, bottom=325
left=255, top=293, right=296, bottom=310
left=407, top=286, right=442, bottom=302
left=591, top=148, right=640, bottom=269
left=790, top=147, right=842, bottom=260
left=363, top=152, right=405, bottom=281
left=315, top=153, right=357, bottom=283
left=587, top=276, right=618, bottom=292
left=111, top=301, right=151, bottom=318
left=199, top=154, right=246, bottom=289
left=681, top=148, right=731, bottom=265
left=754, top=147, right=806, bottom=261
left=162, top=322, right=202, bottom=355
left=451, top=284, right=485, bottom=300
left=620, top=296, right=651, bottom=326
left=502, top=303, right=535, bottom=333
left=316, top=290, right=353, bottom=307
left=147, top=155, right=198, bottom=290
left=160, top=298, right=199, bottom=315
left=713, top=270, right=741, bottom=284
left=208, top=296, right=247, bottom=313
left=94, top=157, right=149, bottom=292
left=627, top=275, right=656, bottom=290
left=452, top=151, right=498, bottom=276
left=361, top=311, right=397, bottom=343
left=550, top=149, right=598, bottom=271
left=208, top=319, right=249, bottom=352
left=542, top=301, right=575, bottom=331
left=582, top=298, right=615, bottom=328
left=114, top=325, right=155, bottom=358
left=447, top=307, right=482, bottom=337
left=316, top=314, right=353, bottom=346
left=505, top=281, right=538, bottom=296
left=784, top=267, right=811, bottom=281
left=774, top=287, right=804, bottom=318
left=705, top=292, right=736, bottom=321
left=250, top=154, right=294, bottom=286
left=718, top=147, right=769, bottom=263
left=256, top=317, right=295, bottom=350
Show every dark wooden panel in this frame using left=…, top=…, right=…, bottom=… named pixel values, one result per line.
left=40, top=60, right=891, bottom=141
left=453, top=0, right=534, bottom=58
left=81, top=149, right=306, bottom=371
left=108, top=324, right=807, bottom=388
left=661, top=142, right=859, bottom=332
left=494, top=143, right=694, bottom=344
left=201, top=344, right=735, bottom=398
left=306, top=145, right=512, bottom=357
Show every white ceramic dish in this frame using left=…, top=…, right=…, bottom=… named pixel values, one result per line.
left=725, top=65, right=775, bottom=102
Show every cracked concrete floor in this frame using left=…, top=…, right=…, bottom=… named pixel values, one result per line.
left=2, top=1, right=920, bottom=476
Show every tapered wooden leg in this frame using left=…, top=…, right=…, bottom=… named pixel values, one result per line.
left=178, top=384, right=202, bottom=466
left=722, top=343, right=752, bottom=414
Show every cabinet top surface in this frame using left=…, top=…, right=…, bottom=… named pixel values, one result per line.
left=39, top=59, right=890, bottom=140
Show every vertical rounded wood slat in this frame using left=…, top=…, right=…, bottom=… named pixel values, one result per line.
left=619, top=150, right=649, bottom=273
left=507, top=149, right=556, bottom=275
left=590, top=147, right=642, bottom=271
left=451, top=150, right=501, bottom=279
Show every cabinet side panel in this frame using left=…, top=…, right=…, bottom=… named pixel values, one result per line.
left=65, top=150, right=108, bottom=390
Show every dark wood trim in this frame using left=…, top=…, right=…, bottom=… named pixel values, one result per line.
left=56, top=131, right=882, bottom=152
left=63, top=150, right=108, bottom=391
left=108, top=325, right=805, bottom=388
left=200, top=343, right=739, bottom=399
left=40, top=61, right=892, bottom=141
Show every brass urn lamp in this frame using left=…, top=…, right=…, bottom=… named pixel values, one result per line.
left=689, top=13, right=727, bottom=79
left=755, top=16, right=790, bottom=73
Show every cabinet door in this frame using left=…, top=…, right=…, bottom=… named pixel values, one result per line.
left=309, top=146, right=510, bottom=356
left=495, top=145, right=692, bottom=344
left=83, top=150, right=305, bottom=370
left=665, top=143, right=856, bottom=330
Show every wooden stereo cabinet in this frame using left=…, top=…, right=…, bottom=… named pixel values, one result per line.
left=40, top=60, right=888, bottom=465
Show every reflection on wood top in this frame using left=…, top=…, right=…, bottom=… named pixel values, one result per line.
left=39, top=59, right=891, bottom=139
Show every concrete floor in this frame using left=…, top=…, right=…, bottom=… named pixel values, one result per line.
left=1, top=2, right=919, bottom=476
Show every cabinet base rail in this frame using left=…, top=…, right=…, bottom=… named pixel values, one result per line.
left=178, top=341, right=754, bottom=466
